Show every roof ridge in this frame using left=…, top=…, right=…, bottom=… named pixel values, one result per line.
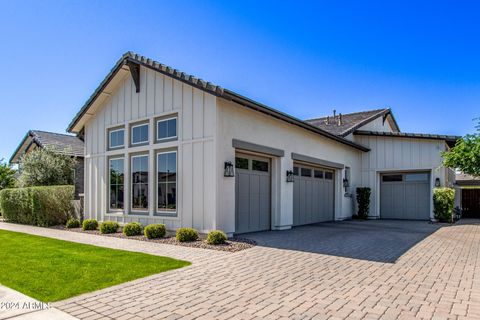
left=305, top=108, right=388, bottom=122
left=30, top=130, right=78, bottom=137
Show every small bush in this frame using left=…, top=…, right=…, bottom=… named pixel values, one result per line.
left=82, top=219, right=98, bottom=231
left=144, top=224, right=166, bottom=239
left=356, top=187, right=371, bottom=219
left=207, top=230, right=227, bottom=245
left=433, top=188, right=455, bottom=223
left=100, top=221, right=119, bottom=234
left=66, top=218, right=80, bottom=228
left=176, top=228, right=199, bottom=242
left=123, top=222, right=142, bottom=236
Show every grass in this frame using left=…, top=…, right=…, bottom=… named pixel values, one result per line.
left=0, top=230, right=190, bottom=302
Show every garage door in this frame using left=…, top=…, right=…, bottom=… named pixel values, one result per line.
left=293, top=164, right=335, bottom=226
left=235, top=154, right=271, bottom=234
left=380, top=172, right=430, bottom=220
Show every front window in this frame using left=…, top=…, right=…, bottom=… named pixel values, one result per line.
left=109, top=158, right=124, bottom=210
left=157, top=151, right=177, bottom=213
left=109, top=128, right=125, bottom=149
left=157, top=117, right=177, bottom=141
left=131, top=155, right=148, bottom=210
left=131, top=123, right=149, bottom=145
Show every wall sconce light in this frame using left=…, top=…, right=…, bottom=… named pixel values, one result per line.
left=435, top=177, right=441, bottom=188
left=286, top=170, right=294, bottom=182
left=343, top=178, right=349, bottom=188
left=224, top=161, right=234, bottom=177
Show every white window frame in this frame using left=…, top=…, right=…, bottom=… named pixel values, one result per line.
left=156, top=117, right=178, bottom=142
left=109, top=128, right=125, bottom=149
left=130, top=154, right=149, bottom=213
left=156, top=150, right=178, bottom=215
left=109, top=157, right=125, bottom=212
left=131, top=123, right=149, bottom=146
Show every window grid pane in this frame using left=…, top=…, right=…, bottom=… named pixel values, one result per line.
left=157, top=118, right=177, bottom=140
left=132, top=124, right=149, bottom=144
left=132, top=156, right=149, bottom=210
left=109, top=129, right=124, bottom=148
left=157, top=152, right=177, bottom=212
left=109, top=158, right=124, bottom=210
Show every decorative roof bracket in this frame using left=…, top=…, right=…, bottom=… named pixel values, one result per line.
left=126, top=60, right=140, bottom=93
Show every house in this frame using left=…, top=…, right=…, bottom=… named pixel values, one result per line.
left=454, top=173, right=480, bottom=218
left=67, top=52, right=459, bottom=235
left=10, top=130, right=85, bottom=198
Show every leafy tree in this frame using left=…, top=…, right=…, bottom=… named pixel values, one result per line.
left=442, top=119, right=480, bottom=176
left=0, top=159, right=16, bottom=190
left=19, top=147, right=77, bottom=187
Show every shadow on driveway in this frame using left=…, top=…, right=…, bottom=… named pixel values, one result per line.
left=244, top=220, right=443, bottom=263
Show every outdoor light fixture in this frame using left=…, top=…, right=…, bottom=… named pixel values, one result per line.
left=343, top=178, right=349, bottom=188
left=286, top=170, right=294, bottom=182
left=224, top=161, right=234, bottom=177
left=435, top=177, right=441, bottom=187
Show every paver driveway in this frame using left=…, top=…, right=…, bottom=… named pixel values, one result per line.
left=2, top=220, right=480, bottom=320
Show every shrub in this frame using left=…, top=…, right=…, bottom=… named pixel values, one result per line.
left=207, top=230, right=227, bottom=245
left=66, top=218, right=80, bottom=228
left=123, top=222, right=142, bottom=236
left=144, top=224, right=166, bottom=239
left=0, top=185, right=74, bottom=226
left=176, top=228, right=199, bottom=242
left=433, top=188, right=455, bottom=223
left=356, top=187, right=371, bottom=219
left=100, top=221, right=119, bottom=234
left=82, top=219, right=98, bottom=231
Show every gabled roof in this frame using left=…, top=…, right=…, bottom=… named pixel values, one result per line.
left=67, top=52, right=369, bottom=152
left=353, top=130, right=460, bottom=147
left=306, top=108, right=400, bottom=137
left=10, top=130, right=84, bottom=164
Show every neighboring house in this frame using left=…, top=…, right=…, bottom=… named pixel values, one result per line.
left=10, top=130, right=85, bottom=198
left=454, top=174, right=480, bottom=218
left=66, top=52, right=459, bottom=235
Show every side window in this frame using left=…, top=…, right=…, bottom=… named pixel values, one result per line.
left=157, top=117, right=177, bottom=141
left=131, top=123, right=149, bottom=145
left=109, top=158, right=124, bottom=210
left=109, top=128, right=125, bottom=149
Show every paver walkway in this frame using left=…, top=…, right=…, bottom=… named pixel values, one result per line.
left=1, top=220, right=480, bottom=319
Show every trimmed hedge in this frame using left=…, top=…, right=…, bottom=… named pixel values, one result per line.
left=123, top=222, right=142, bottom=236
left=207, top=230, right=227, bottom=245
left=176, top=228, right=199, bottom=242
left=100, top=221, right=119, bottom=234
left=356, top=187, right=371, bottom=219
left=144, top=224, right=166, bottom=239
left=0, top=185, right=74, bottom=226
left=82, top=219, right=98, bottom=231
left=66, top=218, right=80, bottom=229
left=433, top=188, right=455, bottom=222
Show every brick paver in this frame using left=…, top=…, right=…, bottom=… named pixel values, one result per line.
left=1, top=220, right=480, bottom=319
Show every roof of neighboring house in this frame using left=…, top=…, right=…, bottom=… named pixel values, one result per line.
left=305, top=108, right=400, bottom=137
left=10, top=130, right=84, bottom=164
left=353, top=130, right=460, bottom=147
left=455, top=173, right=480, bottom=186
left=67, top=51, right=370, bottom=152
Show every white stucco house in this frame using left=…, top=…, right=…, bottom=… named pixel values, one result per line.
left=67, top=52, right=459, bottom=235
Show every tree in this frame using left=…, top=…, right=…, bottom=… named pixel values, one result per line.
left=19, top=147, right=77, bottom=187
left=0, top=159, right=16, bottom=190
left=442, top=119, right=480, bottom=176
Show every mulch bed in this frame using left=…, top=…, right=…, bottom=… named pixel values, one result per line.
left=53, top=226, right=256, bottom=252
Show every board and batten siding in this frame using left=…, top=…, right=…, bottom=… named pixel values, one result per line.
left=354, top=135, right=448, bottom=218
left=83, top=66, right=217, bottom=231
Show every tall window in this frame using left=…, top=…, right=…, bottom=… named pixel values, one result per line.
left=109, top=158, right=124, bottom=210
left=156, top=117, right=177, bottom=141
left=109, top=128, right=125, bottom=149
left=131, top=155, right=149, bottom=210
left=131, top=123, right=149, bottom=145
left=157, top=151, right=177, bottom=213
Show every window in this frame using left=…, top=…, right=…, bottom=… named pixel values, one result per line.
left=109, top=158, right=124, bottom=210
left=157, top=151, right=177, bottom=213
left=131, top=155, right=148, bottom=210
left=293, top=167, right=299, bottom=176
left=109, top=128, right=124, bottom=149
left=405, top=173, right=429, bottom=182
left=252, top=160, right=268, bottom=172
left=235, top=157, right=248, bottom=169
left=131, top=123, right=149, bottom=145
left=301, top=168, right=312, bottom=177
left=314, top=170, right=324, bottom=179
left=157, top=117, right=177, bottom=141
left=382, top=174, right=402, bottom=182
left=325, top=171, right=333, bottom=180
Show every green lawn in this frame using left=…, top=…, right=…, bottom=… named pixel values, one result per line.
left=0, top=230, right=190, bottom=302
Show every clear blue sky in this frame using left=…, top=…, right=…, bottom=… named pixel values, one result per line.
left=0, top=1, right=479, bottom=161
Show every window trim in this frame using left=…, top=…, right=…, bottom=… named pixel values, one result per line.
left=155, top=150, right=178, bottom=216
left=156, top=116, right=178, bottom=143
left=130, top=123, right=149, bottom=146
left=108, top=156, right=125, bottom=213
left=108, top=128, right=125, bottom=150
left=130, top=154, right=149, bottom=214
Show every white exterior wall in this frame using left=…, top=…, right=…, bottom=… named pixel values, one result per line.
left=216, top=98, right=362, bottom=234
left=358, top=116, right=394, bottom=132
left=83, top=66, right=217, bottom=232
left=354, top=135, right=449, bottom=219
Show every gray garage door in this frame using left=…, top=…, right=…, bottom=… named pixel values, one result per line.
left=293, top=164, right=335, bottom=226
left=235, top=154, right=271, bottom=234
left=380, top=172, right=431, bottom=220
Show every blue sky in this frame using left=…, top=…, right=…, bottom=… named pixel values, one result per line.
left=0, top=1, right=479, bottom=161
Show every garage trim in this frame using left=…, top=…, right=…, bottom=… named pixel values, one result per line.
left=232, top=139, right=284, bottom=157
left=291, top=153, right=344, bottom=169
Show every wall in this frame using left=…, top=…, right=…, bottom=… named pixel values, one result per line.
left=83, top=66, right=217, bottom=231
left=357, top=115, right=394, bottom=132
left=216, top=98, right=362, bottom=234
